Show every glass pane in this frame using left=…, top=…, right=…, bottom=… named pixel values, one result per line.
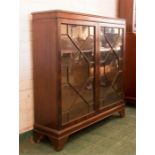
left=61, top=24, right=95, bottom=125
left=99, top=27, right=123, bottom=108
left=61, top=24, right=67, bottom=34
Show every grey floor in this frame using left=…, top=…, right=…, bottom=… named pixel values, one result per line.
left=19, top=106, right=136, bottom=155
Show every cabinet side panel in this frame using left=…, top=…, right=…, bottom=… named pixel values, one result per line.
left=32, top=19, right=59, bottom=129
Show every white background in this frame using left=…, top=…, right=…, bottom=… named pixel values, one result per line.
left=0, top=0, right=155, bottom=154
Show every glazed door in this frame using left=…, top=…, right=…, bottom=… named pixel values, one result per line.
left=99, top=25, right=124, bottom=109
left=60, top=22, right=96, bottom=125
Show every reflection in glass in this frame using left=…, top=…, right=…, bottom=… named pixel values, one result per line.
left=99, top=27, right=123, bottom=108
left=61, top=24, right=95, bottom=124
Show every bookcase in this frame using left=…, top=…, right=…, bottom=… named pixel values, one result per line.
left=32, top=10, right=126, bottom=150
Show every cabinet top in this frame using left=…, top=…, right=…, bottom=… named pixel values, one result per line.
left=32, top=10, right=125, bottom=25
